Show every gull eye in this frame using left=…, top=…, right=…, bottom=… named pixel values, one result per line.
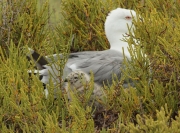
left=125, top=16, right=131, bottom=20
left=74, top=75, right=78, bottom=79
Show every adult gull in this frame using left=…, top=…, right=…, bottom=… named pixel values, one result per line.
left=27, top=8, right=137, bottom=97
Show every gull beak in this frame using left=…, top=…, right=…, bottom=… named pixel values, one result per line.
left=139, top=17, right=143, bottom=22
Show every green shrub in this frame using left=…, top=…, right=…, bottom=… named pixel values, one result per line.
left=1, top=0, right=180, bottom=132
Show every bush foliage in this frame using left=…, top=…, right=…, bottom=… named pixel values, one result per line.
left=1, top=0, right=180, bottom=132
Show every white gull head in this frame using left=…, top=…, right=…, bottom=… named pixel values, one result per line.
left=105, top=8, right=136, bottom=58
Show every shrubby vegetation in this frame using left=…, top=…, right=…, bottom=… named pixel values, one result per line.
left=0, top=0, right=180, bottom=132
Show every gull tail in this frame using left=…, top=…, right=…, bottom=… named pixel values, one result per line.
left=26, top=48, right=49, bottom=98
left=26, top=48, right=49, bottom=69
